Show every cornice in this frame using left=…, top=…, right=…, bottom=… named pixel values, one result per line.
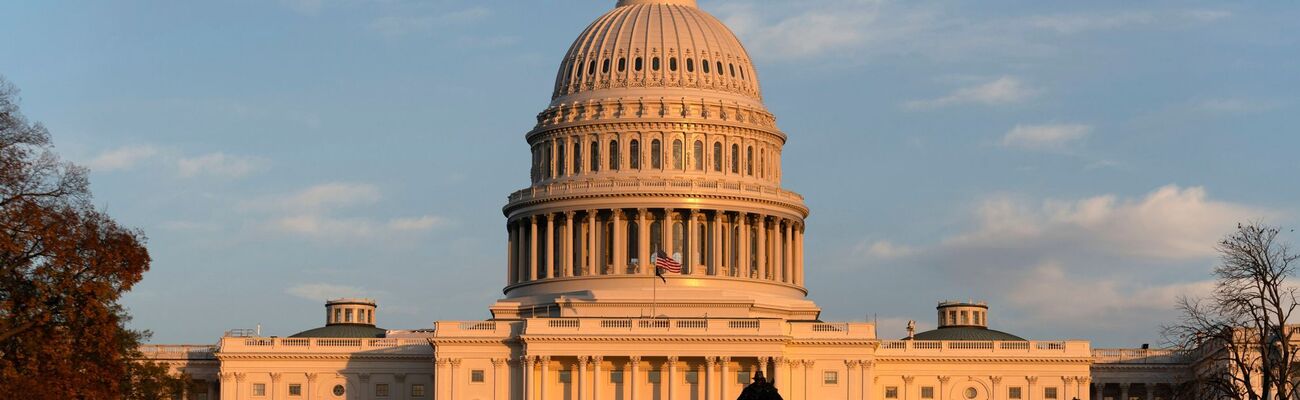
left=503, top=189, right=809, bottom=218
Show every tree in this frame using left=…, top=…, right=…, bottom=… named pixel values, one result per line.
left=0, top=77, right=180, bottom=398
left=1165, top=222, right=1300, bottom=400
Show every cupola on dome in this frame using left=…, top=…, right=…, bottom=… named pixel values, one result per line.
left=551, top=0, right=762, bottom=106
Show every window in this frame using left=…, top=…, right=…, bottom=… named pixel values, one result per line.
left=672, top=139, right=683, bottom=170
left=618, top=58, right=626, bottom=72
left=962, top=311, right=969, bottom=325
left=332, top=385, right=345, bottom=397
left=651, top=139, right=662, bottom=169
left=376, top=383, right=390, bottom=397
left=610, top=370, right=624, bottom=384
left=730, top=144, right=739, bottom=173
left=759, top=149, right=765, bottom=177
left=410, top=384, right=425, bottom=398
left=345, top=309, right=353, bottom=322
left=635, top=57, right=644, bottom=71
left=1009, top=387, right=1023, bottom=399
left=602, top=59, right=610, bottom=74
left=588, top=60, right=596, bottom=75
left=1045, top=387, right=1058, bottom=399
left=334, top=308, right=341, bottom=322
left=717, top=61, right=724, bottom=75
left=609, top=140, right=620, bottom=170
left=573, top=141, right=583, bottom=173
left=746, top=146, right=754, bottom=175
left=686, top=58, right=694, bottom=72
left=648, top=370, right=661, bottom=384
left=729, top=63, right=736, bottom=77
left=629, top=139, right=640, bottom=169
left=557, top=142, right=566, bottom=176
left=703, top=59, right=711, bottom=73
left=736, top=370, right=750, bottom=384
left=590, top=141, right=600, bottom=172
left=965, top=388, right=978, bottom=399
left=886, top=387, right=899, bottom=399
left=559, top=370, right=572, bottom=383
left=289, top=384, right=302, bottom=396
left=823, top=371, right=839, bottom=385
left=713, top=142, right=722, bottom=171
left=693, top=140, right=704, bottom=170
left=253, top=383, right=267, bottom=396
left=471, top=370, right=485, bottom=383
left=685, top=371, right=699, bottom=384
left=740, top=66, right=745, bottom=79
left=921, top=387, right=934, bottom=399
left=669, top=57, right=678, bottom=71
left=652, top=57, right=661, bottom=71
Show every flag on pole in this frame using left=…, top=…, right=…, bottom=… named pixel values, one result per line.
left=654, top=250, right=681, bottom=283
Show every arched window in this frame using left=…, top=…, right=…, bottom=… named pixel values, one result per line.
left=746, top=146, right=754, bottom=176
left=602, top=59, right=610, bottom=74
left=651, top=139, right=662, bottom=169
left=573, top=140, right=583, bottom=174
left=730, top=144, right=739, bottom=173
left=627, top=221, right=639, bottom=269
left=717, top=61, right=724, bottom=75
left=713, top=142, right=723, bottom=171
left=740, top=66, right=745, bottom=80
left=574, top=60, right=582, bottom=78
left=565, top=61, right=575, bottom=80
left=590, top=141, right=600, bottom=172
left=531, top=148, right=540, bottom=181
left=629, top=139, right=641, bottom=170
left=589, top=60, right=597, bottom=76
left=729, top=63, right=735, bottom=77
left=669, top=57, right=678, bottom=72
left=652, top=57, right=661, bottom=71
left=672, top=139, right=683, bottom=170
left=542, top=143, right=552, bottom=178
left=650, top=219, right=663, bottom=255
left=557, top=142, right=567, bottom=176
left=672, top=220, right=684, bottom=260
left=686, top=58, right=694, bottom=72
left=609, top=140, right=620, bottom=171
left=635, top=57, right=643, bottom=72
left=618, top=57, right=627, bottom=72
left=692, top=140, right=704, bottom=170
left=702, top=59, right=711, bottom=74
left=759, top=148, right=765, bottom=178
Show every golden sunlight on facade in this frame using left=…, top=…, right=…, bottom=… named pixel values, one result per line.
left=142, top=1, right=1204, bottom=399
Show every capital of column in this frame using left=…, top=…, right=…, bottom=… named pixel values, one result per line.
left=521, top=355, right=534, bottom=366
left=801, top=359, right=815, bottom=367
left=1077, top=376, right=1090, bottom=384
left=844, top=360, right=858, bottom=369
left=664, top=208, right=676, bottom=221
left=565, top=210, right=576, bottom=218
left=938, top=376, right=950, bottom=384
left=718, top=356, right=731, bottom=363
left=990, top=376, right=1002, bottom=385
left=902, top=376, right=914, bottom=384
left=612, top=209, right=625, bottom=218
left=394, top=373, right=407, bottom=383
left=359, top=373, right=371, bottom=383
left=705, top=357, right=717, bottom=367
left=537, top=356, right=550, bottom=364
left=629, top=355, right=642, bottom=363
left=592, top=355, right=604, bottom=363
left=577, top=356, right=591, bottom=364
left=233, top=372, right=247, bottom=383
left=1026, top=376, right=1038, bottom=384
left=1063, top=376, right=1075, bottom=384
left=531, top=214, right=541, bottom=223
left=307, top=373, right=318, bottom=383
left=491, top=358, right=507, bottom=366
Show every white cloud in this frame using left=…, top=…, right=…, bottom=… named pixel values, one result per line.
left=1000, top=123, right=1091, bottom=151
left=253, top=183, right=446, bottom=239
left=387, top=215, right=446, bottom=231
left=177, top=152, right=265, bottom=179
left=904, top=77, right=1039, bottom=110
left=1003, top=262, right=1215, bottom=327
left=271, top=182, right=382, bottom=212
left=369, top=7, right=492, bottom=37
left=286, top=283, right=369, bottom=301
left=854, top=239, right=916, bottom=259
left=86, top=145, right=159, bottom=171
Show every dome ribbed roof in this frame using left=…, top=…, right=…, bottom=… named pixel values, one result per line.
left=909, top=327, right=1026, bottom=341
left=551, top=1, right=762, bottom=105
left=289, top=324, right=387, bottom=338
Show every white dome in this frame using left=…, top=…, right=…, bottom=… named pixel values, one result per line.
left=551, top=0, right=762, bottom=105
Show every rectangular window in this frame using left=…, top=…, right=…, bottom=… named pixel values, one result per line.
left=886, top=387, right=899, bottom=399
left=558, top=370, right=572, bottom=384
left=376, top=383, right=389, bottom=397
left=410, top=384, right=426, bottom=398
left=685, top=371, right=699, bottom=385
left=252, top=383, right=266, bottom=396
left=1009, top=387, right=1023, bottom=399
left=921, top=386, right=935, bottom=399
left=736, top=370, right=750, bottom=384
left=648, top=370, right=661, bottom=384
left=610, top=370, right=624, bottom=384
left=1045, top=387, right=1058, bottom=399
left=823, top=371, right=839, bottom=385
left=346, top=309, right=353, bottom=322
left=289, top=384, right=302, bottom=396
left=471, top=370, right=485, bottom=383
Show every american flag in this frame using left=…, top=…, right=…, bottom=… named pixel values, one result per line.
left=654, top=250, right=682, bottom=274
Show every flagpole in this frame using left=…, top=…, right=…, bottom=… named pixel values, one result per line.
left=652, top=245, right=658, bottom=318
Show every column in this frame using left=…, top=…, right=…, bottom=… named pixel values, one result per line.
left=517, top=221, right=528, bottom=283
left=638, top=208, right=650, bottom=274
left=1078, top=378, right=1091, bottom=400
left=306, top=373, right=317, bottom=400
left=803, top=361, right=814, bottom=400
left=663, top=209, right=676, bottom=262
left=861, top=361, right=873, bottom=400
left=783, top=220, right=793, bottom=283
left=629, top=356, right=641, bottom=400
left=771, top=220, right=782, bottom=281
left=592, top=210, right=600, bottom=276
left=523, top=356, right=535, bottom=400
left=492, top=359, right=506, bottom=400
left=545, top=214, right=555, bottom=279
left=593, top=356, right=604, bottom=400
left=529, top=216, right=539, bottom=281
left=540, top=356, right=550, bottom=400
left=589, top=210, right=602, bottom=275
left=902, top=376, right=914, bottom=400
left=450, top=360, right=461, bottom=400
left=394, top=374, right=407, bottom=399
left=775, top=359, right=790, bottom=400
left=937, top=376, right=950, bottom=400
left=270, top=372, right=281, bottom=400
left=1063, top=377, right=1074, bottom=400
left=1026, top=377, right=1037, bottom=400
left=737, top=214, right=749, bottom=277
left=565, top=211, right=575, bottom=277
left=711, top=212, right=723, bottom=275
left=845, top=361, right=857, bottom=400
left=435, top=360, right=448, bottom=400
left=1120, top=383, right=1130, bottom=400
left=508, top=223, right=517, bottom=284
left=990, top=376, right=1001, bottom=400
left=578, top=357, right=589, bottom=400
left=705, top=357, right=717, bottom=400
left=667, top=356, right=678, bottom=400
left=612, top=209, right=626, bottom=274
left=755, top=216, right=767, bottom=280
left=761, top=357, right=772, bottom=386
left=1144, top=382, right=1154, bottom=400
left=794, top=223, right=804, bottom=286
left=719, top=357, right=730, bottom=400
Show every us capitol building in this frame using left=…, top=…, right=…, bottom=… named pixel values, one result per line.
left=146, top=1, right=1195, bottom=399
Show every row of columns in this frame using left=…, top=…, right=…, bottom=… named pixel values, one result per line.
left=517, top=355, right=815, bottom=400
left=530, top=135, right=783, bottom=185
left=507, top=208, right=804, bottom=287
left=1093, top=382, right=1171, bottom=400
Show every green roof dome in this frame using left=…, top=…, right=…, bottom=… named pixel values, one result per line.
left=289, top=324, right=387, bottom=338
left=909, top=326, right=1025, bottom=341
left=288, top=298, right=386, bottom=338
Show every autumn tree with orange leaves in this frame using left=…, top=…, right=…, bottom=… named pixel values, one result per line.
left=0, top=77, right=187, bottom=398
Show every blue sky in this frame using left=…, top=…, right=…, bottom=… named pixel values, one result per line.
left=1, top=0, right=1296, bottom=347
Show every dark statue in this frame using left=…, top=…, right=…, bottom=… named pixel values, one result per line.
left=736, top=370, right=783, bottom=400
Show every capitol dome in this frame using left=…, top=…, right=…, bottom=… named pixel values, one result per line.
left=551, top=0, right=762, bottom=106
left=496, top=0, right=815, bottom=321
